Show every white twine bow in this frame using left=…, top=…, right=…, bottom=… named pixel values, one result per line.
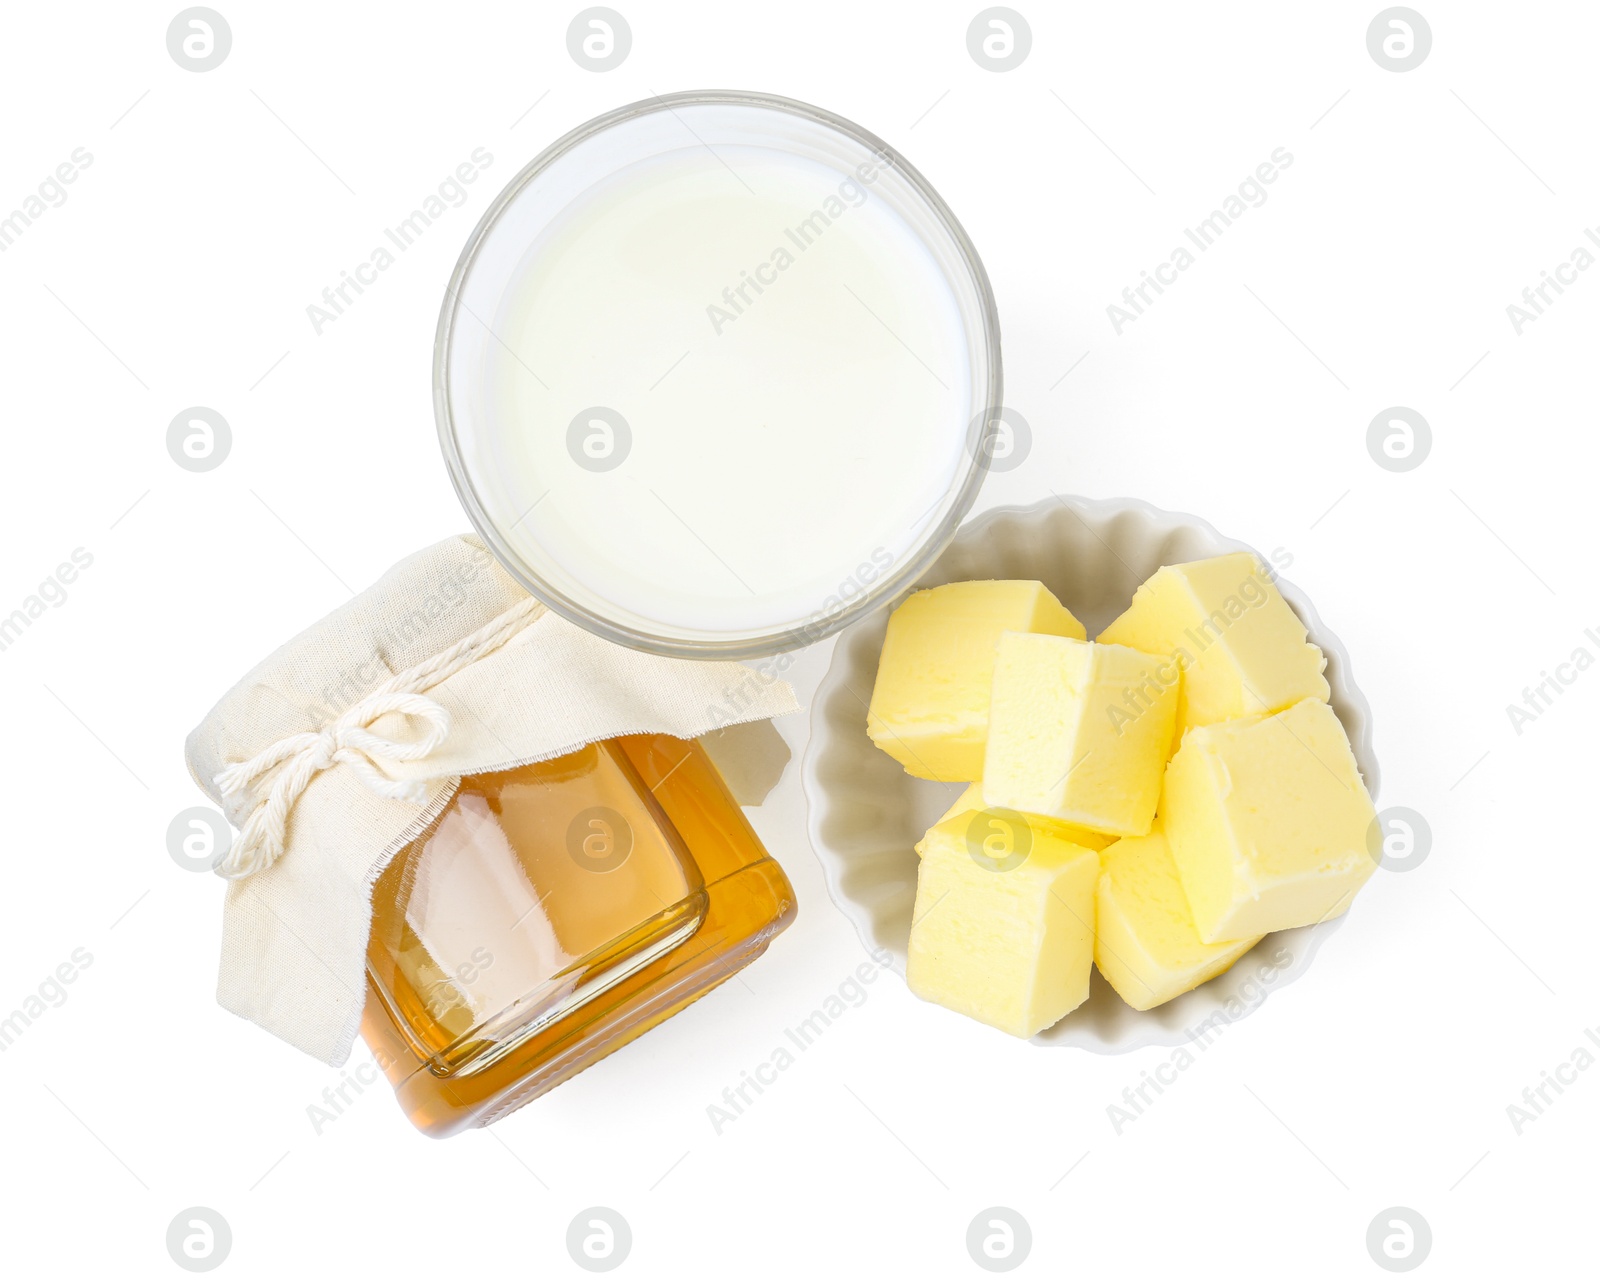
left=213, top=595, right=545, bottom=880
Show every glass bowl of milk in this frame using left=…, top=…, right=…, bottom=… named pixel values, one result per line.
left=436, top=90, right=1001, bottom=658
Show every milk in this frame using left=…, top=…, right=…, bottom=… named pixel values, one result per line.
left=458, top=139, right=978, bottom=643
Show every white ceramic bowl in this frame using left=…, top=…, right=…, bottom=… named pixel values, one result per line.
left=802, top=495, right=1379, bottom=1052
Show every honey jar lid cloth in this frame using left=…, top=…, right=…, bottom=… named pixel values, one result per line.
left=185, top=535, right=800, bottom=1067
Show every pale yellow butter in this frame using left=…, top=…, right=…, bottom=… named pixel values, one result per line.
left=867, top=580, right=1085, bottom=782
left=1162, top=697, right=1377, bottom=943
left=907, top=814, right=1099, bottom=1038
left=1095, top=824, right=1261, bottom=1010
left=982, top=633, right=1177, bottom=837
left=914, top=782, right=1113, bottom=857
left=1097, top=552, right=1328, bottom=745
left=914, top=782, right=985, bottom=857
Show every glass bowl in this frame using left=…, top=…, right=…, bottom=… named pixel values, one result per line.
left=435, top=90, right=1001, bottom=658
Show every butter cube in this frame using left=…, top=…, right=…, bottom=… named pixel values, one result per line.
left=868, top=581, right=1085, bottom=781
left=914, top=782, right=1113, bottom=857
left=1097, top=552, right=1329, bottom=744
left=1163, top=698, right=1377, bottom=943
left=982, top=633, right=1177, bottom=837
left=907, top=814, right=1099, bottom=1037
left=1095, top=825, right=1261, bottom=1010
left=914, top=782, right=986, bottom=856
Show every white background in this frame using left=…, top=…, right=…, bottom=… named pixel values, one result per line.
left=1, top=0, right=1594, bottom=1274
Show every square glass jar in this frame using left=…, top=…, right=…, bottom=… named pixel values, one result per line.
left=360, top=734, right=794, bottom=1136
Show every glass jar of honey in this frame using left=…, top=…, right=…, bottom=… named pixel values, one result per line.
left=360, top=733, right=795, bottom=1136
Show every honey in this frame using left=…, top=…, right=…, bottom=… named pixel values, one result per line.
left=361, top=733, right=795, bottom=1136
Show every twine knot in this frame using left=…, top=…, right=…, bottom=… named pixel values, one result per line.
left=212, top=595, right=543, bottom=879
